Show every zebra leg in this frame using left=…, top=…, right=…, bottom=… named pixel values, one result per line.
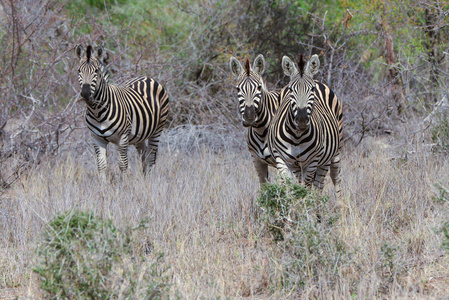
left=304, top=165, right=328, bottom=224
left=92, top=136, right=108, bottom=177
left=302, top=163, right=319, bottom=188
left=291, top=169, right=303, bottom=185
left=275, top=157, right=293, bottom=183
left=117, top=134, right=130, bottom=172
left=253, top=157, right=268, bottom=184
left=135, top=141, right=154, bottom=174
left=142, top=136, right=160, bottom=173
left=313, top=164, right=330, bottom=190
left=330, top=154, right=342, bottom=201
left=135, top=142, right=147, bottom=173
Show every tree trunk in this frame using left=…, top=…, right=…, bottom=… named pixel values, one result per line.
left=381, top=8, right=405, bottom=114
left=424, top=7, right=441, bottom=103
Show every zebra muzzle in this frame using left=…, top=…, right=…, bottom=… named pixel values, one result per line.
left=80, top=83, right=92, bottom=100
left=243, top=105, right=256, bottom=126
left=295, top=107, right=309, bottom=131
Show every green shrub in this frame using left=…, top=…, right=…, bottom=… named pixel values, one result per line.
left=257, top=180, right=350, bottom=290
left=34, top=210, right=168, bottom=299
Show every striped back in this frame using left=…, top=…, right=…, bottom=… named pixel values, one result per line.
left=230, top=55, right=281, bottom=167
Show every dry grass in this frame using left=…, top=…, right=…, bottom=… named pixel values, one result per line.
left=1, top=125, right=449, bottom=299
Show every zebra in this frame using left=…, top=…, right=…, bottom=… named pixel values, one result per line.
left=229, top=54, right=281, bottom=183
left=75, top=44, right=169, bottom=175
left=268, top=54, right=343, bottom=198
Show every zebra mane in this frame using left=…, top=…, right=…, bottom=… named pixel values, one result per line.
left=245, top=59, right=250, bottom=76
left=86, top=45, right=93, bottom=62
left=298, top=54, right=305, bottom=77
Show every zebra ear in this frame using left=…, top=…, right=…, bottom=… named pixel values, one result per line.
left=102, top=52, right=110, bottom=65
left=95, top=45, right=104, bottom=60
left=306, top=54, right=320, bottom=76
left=282, top=56, right=298, bottom=77
left=75, top=45, right=84, bottom=59
left=253, top=54, right=265, bottom=75
left=230, top=57, right=243, bottom=76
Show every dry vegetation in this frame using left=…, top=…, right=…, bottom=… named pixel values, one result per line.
left=1, top=0, right=449, bottom=298
left=1, top=123, right=449, bottom=299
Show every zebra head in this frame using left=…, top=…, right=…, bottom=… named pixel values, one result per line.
left=282, top=54, right=320, bottom=132
left=75, top=44, right=106, bottom=106
left=230, top=54, right=266, bottom=127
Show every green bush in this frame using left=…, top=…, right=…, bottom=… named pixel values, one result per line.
left=34, top=210, right=168, bottom=299
left=257, top=180, right=349, bottom=290
left=257, top=179, right=334, bottom=240
left=257, top=179, right=308, bottom=241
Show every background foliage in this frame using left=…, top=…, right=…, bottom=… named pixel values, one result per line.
left=1, top=0, right=448, bottom=181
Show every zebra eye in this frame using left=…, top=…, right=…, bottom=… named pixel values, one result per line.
left=257, top=85, right=262, bottom=92
left=235, top=86, right=240, bottom=92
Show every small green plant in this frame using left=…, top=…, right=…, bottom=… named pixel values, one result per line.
left=257, top=179, right=350, bottom=291
left=433, top=183, right=449, bottom=204
left=380, top=243, right=397, bottom=277
left=258, top=178, right=308, bottom=216
left=34, top=210, right=168, bottom=299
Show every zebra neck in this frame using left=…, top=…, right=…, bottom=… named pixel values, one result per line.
left=89, top=77, right=111, bottom=111
left=250, top=93, right=272, bottom=129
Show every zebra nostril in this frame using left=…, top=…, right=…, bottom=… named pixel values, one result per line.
left=81, top=83, right=91, bottom=99
left=294, top=107, right=309, bottom=130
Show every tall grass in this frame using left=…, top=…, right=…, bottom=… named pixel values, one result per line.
left=1, top=126, right=449, bottom=298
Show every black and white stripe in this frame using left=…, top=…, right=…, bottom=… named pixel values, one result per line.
left=230, top=54, right=281, bottom=183
left=75, top=44, right=169, bottom=174
left=268, top=54, right=343, bottom=197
